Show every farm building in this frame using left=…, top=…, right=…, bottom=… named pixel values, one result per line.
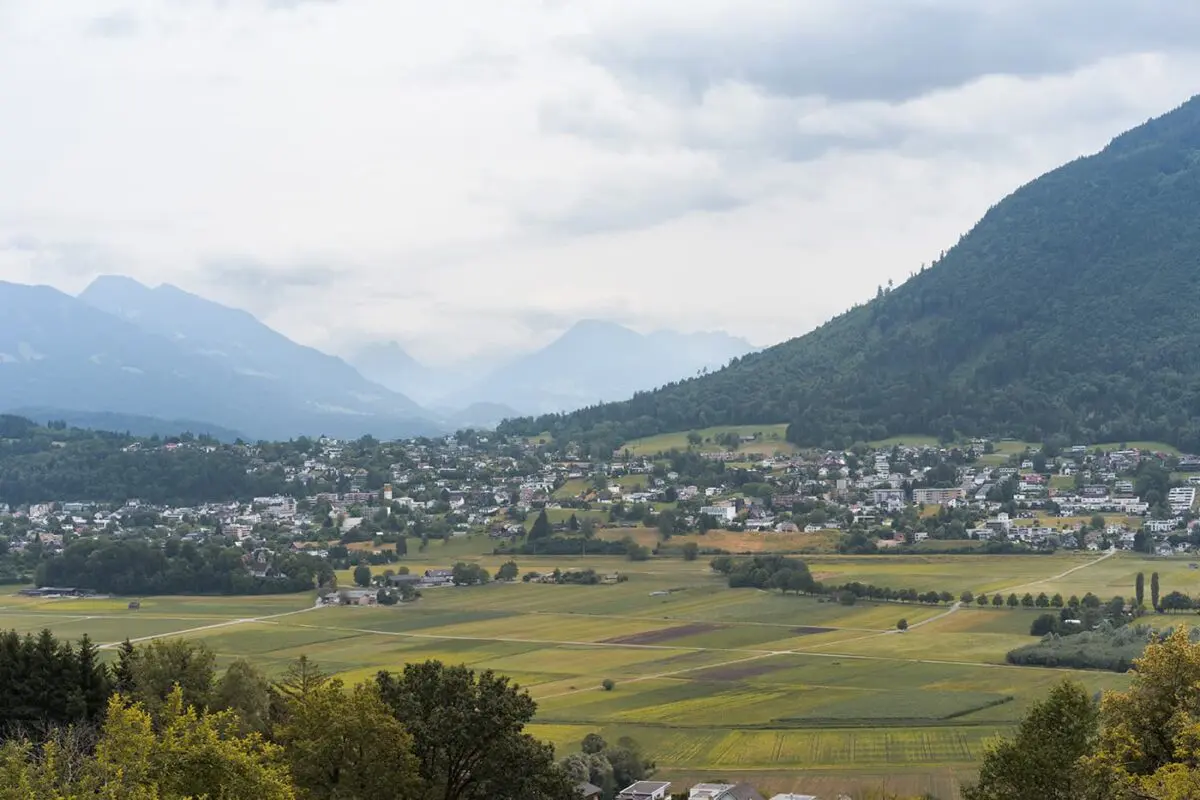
left=18, top=587, right=90, bottom=597
left=321, top=589, right=377, bottom=606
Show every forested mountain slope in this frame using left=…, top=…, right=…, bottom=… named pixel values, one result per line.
left=500, top=95, right=1200, bottom=453
left=0, top=415, right=288, bottom=505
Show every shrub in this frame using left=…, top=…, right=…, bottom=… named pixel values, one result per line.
left=1030, top=613, right=1060, bottom=637
left=601, top=679, right=615, bottom=691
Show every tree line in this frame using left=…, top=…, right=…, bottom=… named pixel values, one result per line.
left=0, top=629, right=579, bottom=799
left=35, top=539, right=333, bottom=595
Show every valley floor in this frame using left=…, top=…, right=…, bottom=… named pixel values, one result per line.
left=3, top=546, right=1188, bottom=799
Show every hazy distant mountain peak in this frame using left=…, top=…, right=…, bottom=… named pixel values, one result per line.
left=345, top=317, right=756, bottom=421
left=0, top=275, right=440, bottom=439
left=83, top=273, right=151, bottom=293
left=435, top=318, right=757, bottom=415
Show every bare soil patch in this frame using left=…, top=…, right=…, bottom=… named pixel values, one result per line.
left=693, top=660, right=787, bottom=681
left=792, top=626, right=836, bottom=635
left=602, top=622, right=723, bottom=645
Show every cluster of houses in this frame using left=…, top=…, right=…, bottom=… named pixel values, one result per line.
left=6, top=433, right=1200, bottom=574
left=586, top=780, right=822, bottom=800
left=317, top=568, right=458, bottom=606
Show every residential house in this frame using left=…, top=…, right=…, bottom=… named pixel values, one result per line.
left=421, top=569, right=456, bottom=587
left=617, top=781, right=671, bottom=800
left=745, top=515, right=776, bottom=531
left=986, top=513, right=1013, bottom=533
left=323, top=589, right=377, bottom=606
left=690, top=783, right=765, bottom=800
left=387, top=574, right=423, bottom=589
left=773, top=493, right=803, bottom=509
left=871, top=488, right=904, bottom=506
left=577, top=783, right=602, bottom=800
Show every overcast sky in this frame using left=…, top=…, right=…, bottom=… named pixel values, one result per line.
left=1, top=1, right=1198, bottom=364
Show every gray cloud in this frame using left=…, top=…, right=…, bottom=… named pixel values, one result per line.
left=85, top=10, right=139, bottom=38
left=583, top=2, right=1200, bottom=104
left=522, top=182, right=744, bottom=236
left=3, top=234, right=42, bottom=252
left=0, top=236, right=122, bottom=281
left=203, top=258, right=342, bottom=292
left=516, top=304, right=640, bottom=334
left=265, top=0, right=341, bottom=8
left=3, top=1, right=1200, bottom=362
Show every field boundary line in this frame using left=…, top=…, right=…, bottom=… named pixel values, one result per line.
left=96, top=604, right=321, bottom=649
left=988, top=547, right=1116, bottom=594
left=804, top=548, right=1118, bottom=652
left=286, top=621, right=777, bottom=656
left=525, top=609, right=884, bottom=634
left=539, top=651, right=786, bottom=700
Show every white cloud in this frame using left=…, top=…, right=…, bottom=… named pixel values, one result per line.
left=0, top=0, right=1197, bottom=363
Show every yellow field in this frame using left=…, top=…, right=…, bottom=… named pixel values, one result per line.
left=553, top=478, right=592, bottom=499
left=610, top=527, right=844, bottom=554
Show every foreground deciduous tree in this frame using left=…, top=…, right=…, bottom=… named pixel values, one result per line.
left=969, top=626, right=1200, bottom=800
left=215, top=658, right=272, bottom=735
left=963, top=680, right=1097, bottom=800
left=1081, top=626, right=1200, bottom=799
left=375, top=661, right=577, bottom=800
left=0, top=688, right=293, bottom=800
left=278, top=676, right=422, bottom=800
left=129, top=638, right=217, bottom=719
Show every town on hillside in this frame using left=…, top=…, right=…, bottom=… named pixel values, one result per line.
left=3, top=422, right=1199, bottom=593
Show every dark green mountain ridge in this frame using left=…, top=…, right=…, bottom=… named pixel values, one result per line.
left=500, top=94, right=1200, bottom=453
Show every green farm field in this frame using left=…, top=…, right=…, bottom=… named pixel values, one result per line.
left=622, top=424, right=795, bottom=457
left=6, top=546, right=1186, bottom=798
left=868, top=434, right=941, bottom=448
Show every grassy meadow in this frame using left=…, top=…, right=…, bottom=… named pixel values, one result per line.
left=623, top=424, right=795, bottom=457
left=6, top=543, right=1193, bottom=798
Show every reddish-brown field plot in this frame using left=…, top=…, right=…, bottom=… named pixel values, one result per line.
left=690, top=661, right=790, bottom=681
left=603, top=622, right=724, bottom=645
